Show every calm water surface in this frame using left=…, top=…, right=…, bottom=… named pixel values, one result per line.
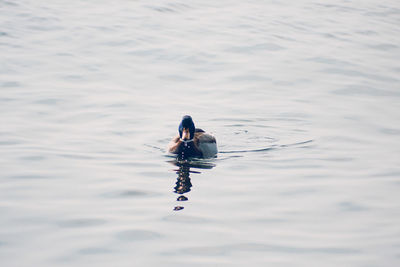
left=1, top=0, right=400, bottom=266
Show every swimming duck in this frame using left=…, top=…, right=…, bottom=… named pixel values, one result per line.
left=168, top=115, right=217, bottom=159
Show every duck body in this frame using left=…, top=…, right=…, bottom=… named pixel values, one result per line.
left=168, top=115, right=217, bottom=159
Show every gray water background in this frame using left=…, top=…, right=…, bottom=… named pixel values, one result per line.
left=1, top=0, right=400, bottom=266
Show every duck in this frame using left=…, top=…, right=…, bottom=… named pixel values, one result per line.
left=168, top=115, right=217, bottom=159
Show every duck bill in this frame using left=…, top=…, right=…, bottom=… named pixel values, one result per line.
left=182, top=128, right=190, bottom=140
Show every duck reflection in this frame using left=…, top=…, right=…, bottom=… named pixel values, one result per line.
left=174, top=164, right=192, bottom=195
left=168, top=159, right=215, bottom=211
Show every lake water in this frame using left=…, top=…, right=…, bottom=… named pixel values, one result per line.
left=1, top=0, right=400, bottom=266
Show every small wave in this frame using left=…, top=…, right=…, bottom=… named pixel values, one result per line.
left=145, top=144, right=166, bottom=153
left=279, top=139, right=314, bottom=147
left=219, top=140, right=313, bottom=154
left=219, top=146, right=277, bottom=154
left=148, top=140, right=314, bottom=160
left=167, top=158, right=216, bottom=170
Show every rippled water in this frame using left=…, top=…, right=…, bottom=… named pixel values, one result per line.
left=1, top=0, right=400, bottom=266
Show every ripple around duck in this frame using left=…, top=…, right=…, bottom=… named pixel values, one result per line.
left=219, top=140, right=313, bottom=154
left=167, top=157, right=216, bottom=169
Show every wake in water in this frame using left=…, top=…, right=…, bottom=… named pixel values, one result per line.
left=145, top=139, right=314, bottom=158
left=218, top=139, right=314, bottom=154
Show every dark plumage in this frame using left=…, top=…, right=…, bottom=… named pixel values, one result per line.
left=168, top=115, right=217, bottom=159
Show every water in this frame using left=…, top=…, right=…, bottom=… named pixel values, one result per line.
left=1, top=0, right=400, bottom=266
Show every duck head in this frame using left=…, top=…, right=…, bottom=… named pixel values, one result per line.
left=179, top=115, right=195, bottom=141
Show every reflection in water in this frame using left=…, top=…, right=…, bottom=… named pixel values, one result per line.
left=173, top=164, right=191, bottom=211
left=174, top=164, right=192, bottom=195
left=168, top=159, right=215, bottom=211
